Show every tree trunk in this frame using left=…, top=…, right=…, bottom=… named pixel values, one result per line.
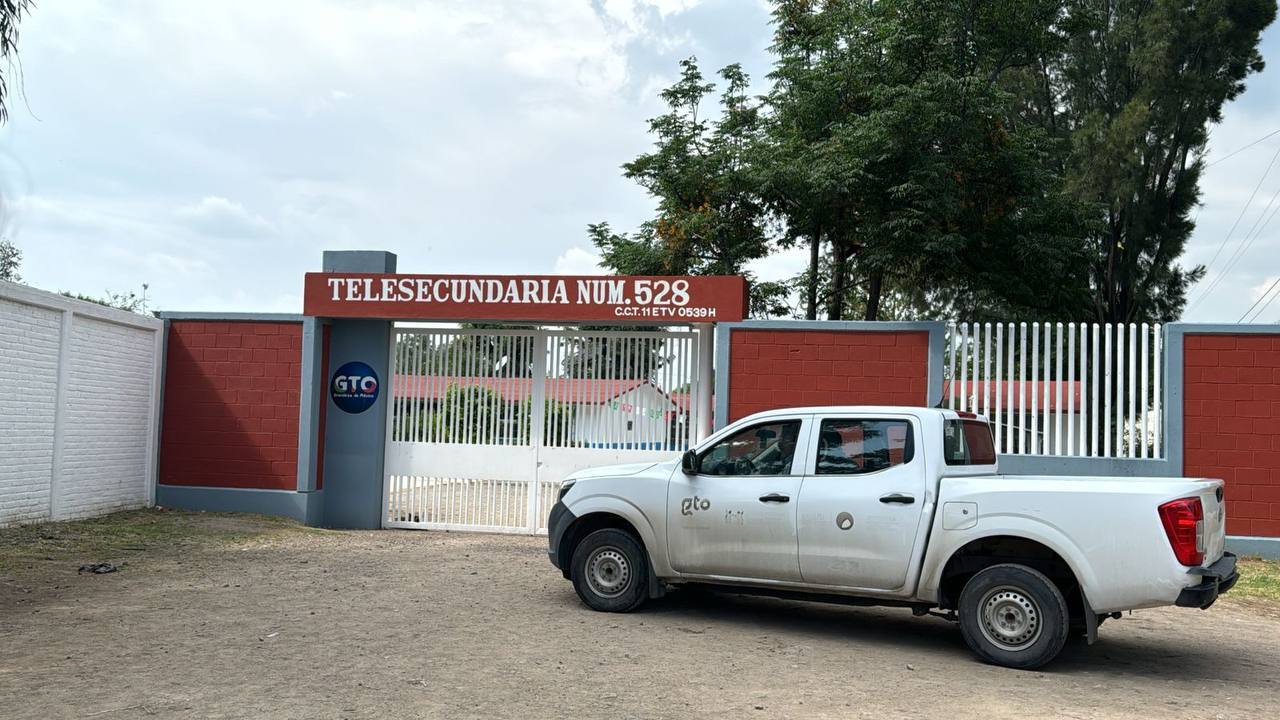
left=828, top=240, right=848, bottom=320
left=864, top=269, right=883, bottom=321
left=806, top=229, right=820, bottom=320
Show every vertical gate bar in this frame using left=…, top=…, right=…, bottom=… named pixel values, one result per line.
left=1067, top=323, right=1075, bottom=456
left=982, top=323, right=992, bottom=418
left=406, top=333, right=419, bottom=442
left=959, top=323, right=969, bottom=412
left=1115, top=324, right=1125, bottom=456
left=1053, top=323, right=1062, bottom=455
left=445, top=332, right=458, bottom=443
left=971, top=323, right=981, bottom=413
left=1140, top=323, right=1150, bottom=459
left=380, top=328, right=398, bottom=528
left=411, top=332, right=425, bottom=442
left=994, top=324, right=1004, bottom=453
left=1017, top=323, right=1027, bottom=454
left=528, top=330, right=548, bottom=532
left=1030, top=322, right=1039, bottom=454
left=489, top=335, right=501, bottom=445
left=1103, top=324, right=1113, bottom=457
left=1006, top=324, right=1015, bottom=452
left=1042, top=323, right=1051, bottom=455
left=1153, top=324, right=1163, bottom=458
left=424, top=333, right=435, bottom=443
left=467, top=333, right=479, bottom=445
left=1129, top=323, right=1138, bottom=459
left=1079, top=323, right=1088, bottom=456
left=683, top=334, right=694, bottom=449
left=1091, top=324, right=1100, bottom=457
left=408, top=332, right=420, bottom=442
left=948, top=322, right=957, bottom=409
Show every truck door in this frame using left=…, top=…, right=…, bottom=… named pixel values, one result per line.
left=796, top=415, right=928, bottom=591
left=666, top=416, right=809, bottom=582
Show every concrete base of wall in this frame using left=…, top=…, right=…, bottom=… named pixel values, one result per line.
left=998, top=454, right=1174, bottom=477
left=1227, top=535, right=1280, bottom=560
left=156, top=485, right=324, bottom=526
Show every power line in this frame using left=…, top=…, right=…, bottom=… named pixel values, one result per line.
left=1205, top=128, right=1280, bottom=168
left=1205, top=189, right=1280, bottom=315
left=1188, top=143, right=1280, bottom=311
left=1239, top=274, right=1280, bottom=322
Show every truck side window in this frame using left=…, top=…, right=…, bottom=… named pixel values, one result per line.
left=944, top=419, right=997, bottom=465
left=815, top=419, right=914, bottom=475
left=698, top=420, right=802, bottom=476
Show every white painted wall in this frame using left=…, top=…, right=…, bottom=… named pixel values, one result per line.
left=572, top=384, right=678, bottom=449
left=0, top=281, right=163, bottom=526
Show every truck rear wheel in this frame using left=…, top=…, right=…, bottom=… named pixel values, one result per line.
left=958, top=564, right=1069, bottom=669
left=570, top=528, right=649, bottom=613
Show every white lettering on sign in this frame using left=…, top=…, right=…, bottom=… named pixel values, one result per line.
left=316, top=275, right=729, bottom=315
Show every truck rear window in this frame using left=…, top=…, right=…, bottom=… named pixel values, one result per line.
left=944, top=419, right=996, bottom=466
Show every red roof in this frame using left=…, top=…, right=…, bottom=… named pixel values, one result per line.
left=943, top=380, right=1084, bottom=412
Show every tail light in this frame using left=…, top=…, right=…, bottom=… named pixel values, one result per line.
left=1158, top=497, right=1205, bottom=566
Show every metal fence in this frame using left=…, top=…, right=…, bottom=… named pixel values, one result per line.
left=945, top=322, right=1164, bottom=459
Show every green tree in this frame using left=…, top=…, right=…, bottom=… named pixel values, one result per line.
left=761, top=0, right=1092, bottom=321
left=0, top=1, right=32, bottom=124
left=1021, top=0, right=1275, bottom=323
left=0, top=238, right=18, bottom=281
left=589, top=59, right=788, bottom=316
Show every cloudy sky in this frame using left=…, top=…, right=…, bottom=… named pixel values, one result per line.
left=0, top=0, right=1277, bottom=322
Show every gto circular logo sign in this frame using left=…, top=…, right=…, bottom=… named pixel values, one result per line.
left=331, top=361, right=380, bottom=414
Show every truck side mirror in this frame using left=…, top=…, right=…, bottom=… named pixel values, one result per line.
left=681, top=450, right=700, bottom=475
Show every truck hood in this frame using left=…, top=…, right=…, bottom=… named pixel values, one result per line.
left=566, top=458, right=677, bottom=481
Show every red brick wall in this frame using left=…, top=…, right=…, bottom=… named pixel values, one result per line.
left=1183, top=334, right=1280, bottom=538
left=727, top=329, right=930, bottom=423
left=159, top=321, right=303, bottom=490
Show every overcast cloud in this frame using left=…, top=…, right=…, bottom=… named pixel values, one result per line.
left=0, top=0, right=1276, bottom=322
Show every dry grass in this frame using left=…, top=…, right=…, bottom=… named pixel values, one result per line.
left=0, top=507, right=314, bottom=579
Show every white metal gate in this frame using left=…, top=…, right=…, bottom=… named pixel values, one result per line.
left=945, top=322, right=1164, bottom=459
left=383, top=326, right=709, bottom=533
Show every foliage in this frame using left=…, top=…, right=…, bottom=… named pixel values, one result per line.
left=1013, top=0, right=1275, bottom=323
left=593, top=0, right=1275, bottom=323
left=0, top=0, right=32, bottom=125
left=61, top=287, right=149, bottom=314
left=423, top=385, right=508, bottom=444
left=0, top=237, right=18, bottom=281
left=588, top=59, right=778, bottom=312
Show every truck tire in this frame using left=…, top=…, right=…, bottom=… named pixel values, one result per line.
left=570, top=528, right=649, bottom=613
left=958, top=564, right=1070, bottom=669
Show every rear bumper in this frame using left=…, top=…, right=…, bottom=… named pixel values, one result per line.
left=1176, top=552, right=1239, bottom=609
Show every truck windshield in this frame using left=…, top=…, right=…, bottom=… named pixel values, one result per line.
left=943, top=419, right=996, bottom=466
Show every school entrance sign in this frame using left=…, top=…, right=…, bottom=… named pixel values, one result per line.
left=303, top=273, right=748, bottom=323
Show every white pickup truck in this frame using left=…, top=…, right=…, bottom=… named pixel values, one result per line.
left=546, top=406, right=1239, bottom=668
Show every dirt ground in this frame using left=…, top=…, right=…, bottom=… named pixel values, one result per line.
left=2, top=514, right=1279, bottom=720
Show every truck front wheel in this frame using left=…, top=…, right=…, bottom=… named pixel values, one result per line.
left=958, top=564, right=1070, bottom=669
left=570, top=528, right=649, bottom=613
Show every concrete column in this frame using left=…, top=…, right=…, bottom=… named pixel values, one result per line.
left=695, top=323, right=714, bottom=442
left=318, top=250, right=397, bottom=529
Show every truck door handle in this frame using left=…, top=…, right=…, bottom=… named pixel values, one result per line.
left=759, top=493, right=790, bottom=504
left=879, top=493, right=915, bottom=505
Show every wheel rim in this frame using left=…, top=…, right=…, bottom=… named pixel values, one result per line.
left=585, top=546, right=631, bottom=598
left=978, top=585, right=1042, bottom=651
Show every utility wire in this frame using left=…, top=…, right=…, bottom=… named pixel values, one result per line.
left=1207, top=187, right=1280, bottom=315
left=1205, top=128, right=1280, bottom=168
left=1237, top=202, right=1280, bottom=321
left=1189, top=143, right=1280, bottom=311
left=1240, top=274, right=1280, bottom=322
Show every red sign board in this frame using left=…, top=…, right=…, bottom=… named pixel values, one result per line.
left=303, top=273, right=748, bottom=323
